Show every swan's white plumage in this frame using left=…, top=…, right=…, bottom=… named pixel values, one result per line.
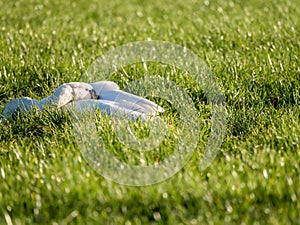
left=70, top=99, right=147, bottom=120
left=2, top=97, right=40, bottom=118
left=91, top=81, right=164, bottom=115
left=1, top=81, right=163, bottom=120
left=91, top=81, right=120, bottom=94
left=40, top=82, right=97, bottom=107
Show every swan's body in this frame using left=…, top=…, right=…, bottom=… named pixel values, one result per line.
left=91, top=81, right=164, bottom=116
left=70, top=99, right=148, bottom=120
left=1, top=81, right=163, bottom=120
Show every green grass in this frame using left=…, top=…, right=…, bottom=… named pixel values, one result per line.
left=0, top=0, right=299, bottom=224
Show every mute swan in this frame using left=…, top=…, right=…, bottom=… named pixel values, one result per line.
left=1, top=81, right=163, bottom=120
left=1, top=82, right=97, bottom=118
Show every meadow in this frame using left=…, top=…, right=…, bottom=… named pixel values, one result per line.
left=0, top=0, right=299, bottom=224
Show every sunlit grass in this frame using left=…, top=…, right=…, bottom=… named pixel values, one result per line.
left=0, top=0, right=299, bottom=224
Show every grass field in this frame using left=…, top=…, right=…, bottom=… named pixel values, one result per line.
left=0, top=0, right=299, bottom=224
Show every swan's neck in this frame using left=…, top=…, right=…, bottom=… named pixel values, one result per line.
left=39, top=96, right=56, bottom=108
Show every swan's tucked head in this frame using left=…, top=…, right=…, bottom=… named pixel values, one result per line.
left=1, top=97, right=40, bottom=118
left=90, top=81, right=120, bottom=97
left=50, top=82, right=98, bottom=107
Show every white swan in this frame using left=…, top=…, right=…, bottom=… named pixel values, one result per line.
left=1, top=82, right=97, bottom=118
left=68, top=81, right=164, bottom=120
left=1, top=81, right=163, bottom=120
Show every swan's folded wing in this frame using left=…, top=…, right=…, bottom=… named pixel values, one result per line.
left=90, top=81, right=164, bottom=115
left=99, top=90, right=164, bottom=115
left=68, top=99, right=147, bottom=120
